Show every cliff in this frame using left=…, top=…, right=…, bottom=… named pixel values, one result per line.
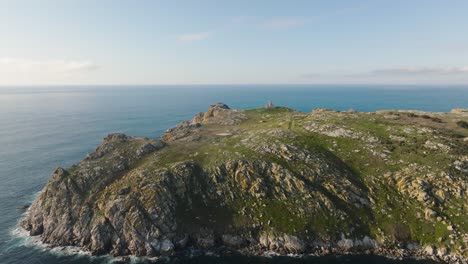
left=21, top=104, right=468, bottom=263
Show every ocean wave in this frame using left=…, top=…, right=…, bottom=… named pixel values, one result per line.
left=9, top=202, right=163, bottom=263
left=9, top=224, right=101, bottom=260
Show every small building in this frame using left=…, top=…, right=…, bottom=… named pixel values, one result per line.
left=265, top=101, right=275, bottom=109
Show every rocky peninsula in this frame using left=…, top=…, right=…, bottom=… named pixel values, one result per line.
left=21, top=103, right=468, bottom=263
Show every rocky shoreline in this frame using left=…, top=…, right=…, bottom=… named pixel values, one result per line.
left=14, top=217, right=466, bottom=263
left=15, top=222, right=467, bottom=264
left=20, top=104, right=468, bottom=263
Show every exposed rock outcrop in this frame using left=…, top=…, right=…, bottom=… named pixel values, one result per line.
left=191, top=103, right=246, bottom=125
left=451, top=108, right=468, bottom=115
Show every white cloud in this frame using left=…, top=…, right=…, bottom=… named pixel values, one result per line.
left=301, top=66, right=468, bottom=79
left=0, top=58, right=99, bottom=74
left=371, top=67, right=468, bottom=76
left=176, top=32, right=211, bottom=42
left=299, top=66, right=468, bottom=84
left=261, top=18, right=305, bottom=30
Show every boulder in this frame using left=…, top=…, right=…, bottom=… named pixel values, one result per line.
left=160, top=239, right=174, bottom=255
left=437, top=246, right=449, bottom=256
left=259, top=233, right=270, bottom=248
left=424, top=208, right=437, bottom=220
left=283, top=235, right=306, bottom=253
left=195, top=230, right=215, bottom=249
left=337, top=235, right=354, bottom=251
left=406, top=243, right=420, bottom=251
left=424, top=245, right=435, bottom=255
left=358, top=236, right=379, bottom=249
left=221, top=234, right=246, bottom=248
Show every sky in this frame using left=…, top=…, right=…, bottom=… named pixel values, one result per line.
left=1, top=0, right=468, bottom=85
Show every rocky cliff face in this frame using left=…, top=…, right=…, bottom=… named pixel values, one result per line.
left=21, top=104, right=468, bottom=263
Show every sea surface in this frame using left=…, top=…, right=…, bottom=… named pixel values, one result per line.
left=1, top=85, right=467, bottom=264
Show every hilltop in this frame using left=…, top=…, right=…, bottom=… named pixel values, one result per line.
left=21, top=103, right=468, bottom=263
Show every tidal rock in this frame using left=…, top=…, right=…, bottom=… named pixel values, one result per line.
left=283, top=235, right=306, bottom=253
left=160, top=239, right=174, bottom=255
left=221, top=234, right=246, bottom=248
left=337, top=235, right=354, bottom=251
left=195, top=230, right=215, bottom=249
left=355, top=236, right=379, bottom=249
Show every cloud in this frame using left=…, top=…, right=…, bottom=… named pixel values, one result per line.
left=370, top=67, right=468, bottom=76
left=261, top=18, right=305, bottom=30
left=0, top=58, right=99, bottom=74
left=301, top=66, right=468, bottom=79
left=176, top=32, right=211, bottom=42
left=300, top=73, right=322, bottom=78
left=299, top=66, right=468, bottom=84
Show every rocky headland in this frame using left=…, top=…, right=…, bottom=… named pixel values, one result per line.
left=21, top=103, right=468, bottom=263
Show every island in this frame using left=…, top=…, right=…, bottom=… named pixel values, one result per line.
left=21, top=103, right=468, bottom=263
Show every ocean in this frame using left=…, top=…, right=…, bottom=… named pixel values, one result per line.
left=0, top=85, right=466, bottom=264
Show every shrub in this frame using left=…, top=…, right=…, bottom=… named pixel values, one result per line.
left=456, top=120, right=468, bottom=129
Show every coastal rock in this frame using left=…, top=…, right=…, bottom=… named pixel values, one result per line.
left=337, top=236, right=354, bottom=251
left=437, top=246, right=449, bottom=256
left=406, top=243, right=420, bottom=251
left=195, top=230, right=215, bottom=249
left=451, top=108, right=468, bottom=114
left=354, top=236, right=379, bottom=249
left=259, top=233, right=272, bottom=249
left=136, top=140, right=165, bottom=157
left=221, top=234, right=246, bottom=248
left=283, top=235, right=306, bottom=253
left=191, top=103, right=246, bottom=125
left=162, top=121, right=201, bottom=141
left=160, top=239, right=175, bottom=255
left=424, top=245, right=435, bottom=255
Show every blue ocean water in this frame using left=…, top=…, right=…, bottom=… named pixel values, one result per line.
left=0, top=85, right=466, bottom=264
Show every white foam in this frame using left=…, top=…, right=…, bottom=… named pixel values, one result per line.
left=11, top=203, right=161, bottom=263
left=9, top=221, right=162, bottom=264
left=9, top=223, right=102, bottom=260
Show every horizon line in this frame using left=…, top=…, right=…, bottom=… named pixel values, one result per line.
left=1, top=83, right=468, bottom=87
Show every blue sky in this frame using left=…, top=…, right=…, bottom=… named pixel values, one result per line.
left=1, top=0, right=468, bottom=85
